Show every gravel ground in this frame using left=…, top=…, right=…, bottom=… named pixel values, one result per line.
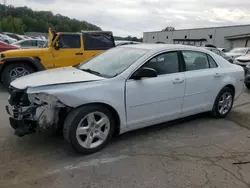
left=1, top=86, right=250, bottom=188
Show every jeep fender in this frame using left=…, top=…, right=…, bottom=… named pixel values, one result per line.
left=0, top=56, right=46, bottom=75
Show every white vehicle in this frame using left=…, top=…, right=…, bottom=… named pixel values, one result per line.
left=226, top=47, right=250, bottom=59
left=234, top=54, right=250, bottom=66
left=0, top=33, right=17, bottom=44
left=6, top=44, right=244, bottom=154
left=12, top=39, right=47, bottom=49
left=115, top=40, right=141, bottom=46
left=218, top=48, right=229, bottom=53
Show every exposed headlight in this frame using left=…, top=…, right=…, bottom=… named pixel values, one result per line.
left=246, top=64, right=250, bottom=68
left=28, top=93, right=64, bottom=107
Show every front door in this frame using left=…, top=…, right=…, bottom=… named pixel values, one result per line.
left=52, top=34, right=84, bottom=68
left=126, top=51, right=185, bottom=126
left=181, top=50, right=222, bottom=114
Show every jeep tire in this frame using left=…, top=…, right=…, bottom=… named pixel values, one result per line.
left=2, top=63, right=35, bottom=88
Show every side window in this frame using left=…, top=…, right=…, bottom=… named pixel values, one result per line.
left=57, top=34, right=81, bottom=48
left=32, top=40, right=37, bottom=46
left=142, top=51, right=179, bottom=75
left=207, top=55, right=218, bottom=68
left=38, top=40, right=45, bottom=46
left=20, top=40, right=33, bottom=47
left=83, top=33, right=114, bottom=50
left=182, top=51, right=209, bottom=71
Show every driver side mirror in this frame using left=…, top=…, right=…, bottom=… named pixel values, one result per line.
left=131, top=67, right=157, bottom=80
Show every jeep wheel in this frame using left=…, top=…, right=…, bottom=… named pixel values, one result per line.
left=2, top=63, right=35, bottom=88
left=63, top=105, right=115, bottom=154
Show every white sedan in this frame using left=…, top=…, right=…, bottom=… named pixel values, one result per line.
left=6, top=44, right=244, bottom=154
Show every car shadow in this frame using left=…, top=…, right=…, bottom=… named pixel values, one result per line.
left=5, top=112, right=210, bottom=158
left=0, top=84, right=7, bottom=92
left=112, top=112, right=209, bottom=143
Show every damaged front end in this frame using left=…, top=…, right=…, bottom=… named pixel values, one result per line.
left=6, top=87, right=67, bottom=137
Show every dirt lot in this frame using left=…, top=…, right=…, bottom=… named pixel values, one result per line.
left=1, top=86, right=250, bottom=188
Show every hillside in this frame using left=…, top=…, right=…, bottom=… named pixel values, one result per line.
left=0, top=4, right=101, bottom=34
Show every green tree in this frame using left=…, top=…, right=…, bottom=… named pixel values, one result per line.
left=0, top=4, right=101, bottom=33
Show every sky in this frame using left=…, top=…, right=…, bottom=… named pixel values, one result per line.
left=4, top=0, right=250, bottom=37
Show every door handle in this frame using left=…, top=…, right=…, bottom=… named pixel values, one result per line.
left=75, top=52, right=83, bottom=55
left=173, top=78, right=184, bottom=84
left=214, top=73, right=222, bottom=77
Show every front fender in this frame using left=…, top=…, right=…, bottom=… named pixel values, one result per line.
left=26, top=79, right=127, bottom=127
left=1, top=56, right=45, bottom=72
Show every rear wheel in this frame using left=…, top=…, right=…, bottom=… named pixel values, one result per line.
left=211, top=87, right=234, bottom=118
left=63, top=105, right=115, bottom=154
left=245, top=83, right=250, bottom=89
left=2, top=63, right=35, bottom=88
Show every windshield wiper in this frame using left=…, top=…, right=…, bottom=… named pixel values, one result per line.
left=81, top=69, right=102, bottom=76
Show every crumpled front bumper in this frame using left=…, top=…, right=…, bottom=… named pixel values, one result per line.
left=6, top=105, right=37, bottom=136
left=6, top=86, right=67, bottom=136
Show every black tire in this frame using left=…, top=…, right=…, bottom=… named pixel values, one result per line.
left=63, top=104, right=115, bottom=154
left=2, top=63, right=35, bottom=88
left=245, top=83, right=250, bottom=89
left=211, top=87, right=234, bottom=118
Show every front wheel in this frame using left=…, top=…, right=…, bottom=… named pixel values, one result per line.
left=245, top=83, right=250, bottom=89
left=2, top=63, right=35, bottom=88
left=211, top=87, right=234, bottom=118
left=63, top=105, right=115, bottom=154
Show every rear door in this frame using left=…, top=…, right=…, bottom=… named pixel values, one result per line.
left=52, top=34, right=84, bottom=67
left=181, top=50, right=222, bottom=114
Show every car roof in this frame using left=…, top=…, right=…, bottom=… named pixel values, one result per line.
left=121, top=44, right=210, bottom=53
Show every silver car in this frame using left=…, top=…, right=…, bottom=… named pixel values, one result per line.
left=204, top=47, right=233, bottom=63
left=12, top=39, right=47, bottom=49
left=6, top=44, right=244, bottom=154
left=0, top=33, right=17, bottom=44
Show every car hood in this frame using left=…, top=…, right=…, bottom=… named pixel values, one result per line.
left=225, top=52, right=244, bottom=58
left=235, top=54, right=250, bottom=61
left=10, top=66, right=105, bottom=90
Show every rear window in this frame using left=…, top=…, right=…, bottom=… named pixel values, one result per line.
left=83, top=33, right=115, bottom=50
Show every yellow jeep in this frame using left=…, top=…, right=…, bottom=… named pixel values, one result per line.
left=0, top=28, right=115, bottom=87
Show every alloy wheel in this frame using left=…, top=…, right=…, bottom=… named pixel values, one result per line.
left=9, top=67, right=29, bottom=81
left=76, top=112, right=110, bottom=149
left=217, top=92, right=233, bottom=115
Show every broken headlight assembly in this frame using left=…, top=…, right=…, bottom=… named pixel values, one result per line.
left=28, top=93, right=65, bottom=107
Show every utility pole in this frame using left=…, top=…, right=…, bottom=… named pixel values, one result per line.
left=4, top=0, right=6, bottom=5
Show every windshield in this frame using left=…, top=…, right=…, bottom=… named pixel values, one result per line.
left=229, top=48, right=248, bottom=54
left=77, top=47, right=148, bottom=77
